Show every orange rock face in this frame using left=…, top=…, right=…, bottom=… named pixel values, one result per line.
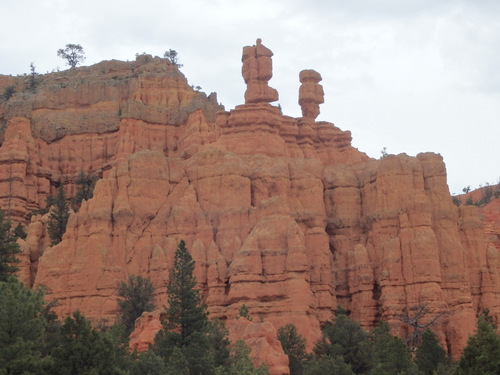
left=298, top=69, right=324, bottom=120
left=242, top=39, right=279, bottom=104
left=129, top=311, right=165, bottom=353
left=1, top=41, right=499, bottom=366
left=228, top=319, right=290, bottom=375
left=458, top=185, right=500, bottom=251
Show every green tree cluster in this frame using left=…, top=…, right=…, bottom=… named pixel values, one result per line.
left=0, top=277, right=135, bottom=374
left=277, top=323, right=308, bottom=375
left=47, top=184, right=70, bottom=246
left=72, top=170, right=97, bottom=211
left=117, top=274, right=155, bottom=333
left=51, top=311, right=125, bottom=375
left=454, top=314, right=500, bottom=375
left=0, top=279, right=49, bottom=374
left=415, top=329, right=448, bottom=374
left=0, top=208, right=22, bottom=282
left=281, top=308, right=456, bottom=375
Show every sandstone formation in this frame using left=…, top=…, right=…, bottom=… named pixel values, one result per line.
left=481, top=196, right=500, bottom=250
left=242, top=39, right=279, bottom=104
left=298, top=69, right=324, bottom=120
left=227, top=319, right=290, bottom=375
left=1, top=40, right=499, bottom=365
left=129, top=311, right=165, bottom=353
left=458, top=185, right=500, bottom=251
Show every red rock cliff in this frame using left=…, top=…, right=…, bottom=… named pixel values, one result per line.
left=1, top=41, right=499, bottom=364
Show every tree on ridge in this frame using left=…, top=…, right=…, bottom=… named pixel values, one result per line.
left=57, top=44, right=85, bottom=68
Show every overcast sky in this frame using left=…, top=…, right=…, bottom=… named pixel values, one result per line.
left=1, top=0, right=499, bottom=194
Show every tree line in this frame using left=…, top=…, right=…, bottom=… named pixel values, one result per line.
left=1, top=214, right=500, bottom=374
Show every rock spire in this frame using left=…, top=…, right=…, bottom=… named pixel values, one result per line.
left=241, top=38, right=279, bottom=104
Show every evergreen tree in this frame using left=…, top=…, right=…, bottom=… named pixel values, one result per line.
left=166, top=240, right=208, bottom=338
left=47, top=184, right=70, bottom=246
left=28, top=62, right=39, bottom=91
left=13, top=221, right=27, bottom=240
left=72, top=170, right=97, bottom=210
left=50, top=310, right=123, bottom=375
left=133, top=350, right=167, bottom=375
left=39, top=298, right=62, bottom=359
left=117, top=274, right=155, bottom=333
left=153, top=240, right=213, bottom=374
left=313, top=311, right=374, bottom=374
left=0, top=208, right=21, bottom=282
left=303, top=355, right=354, bottom=375
left=0, top=279, right=49, bottom=374
left=454, top=315, right=500, bottom=375
left=479, top=308, right=497, bottom=329
left=220, top=339, right=268, bottom=375
left=277, top=323, right=308, bottom=375
left=101, top=322, right=136, bottom=372
left=166, top=347, right=190, bottom=375
left=370, top=321, right=417, bottom=375
left=207, top=318, right=231, bottom=369
left=415, top=328, right=449, bottom=375
left=239, top=304, right=252, bottom=321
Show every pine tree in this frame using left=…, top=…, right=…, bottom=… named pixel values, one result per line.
left=207, top=318, right=231, bottom=369
left=415, top=328, right=449, bottom=375
left=153, top=239, right=213, bottom=374
left=50, top=310, right=123, bottom=375
left=166, top=240, right=207, bottom=337
left=0, top=279, right=48, bottom=374
left=133, top=350, right=168, bottom=375
left=0, top=208, right=21, bottom=282
left=313, top=311, right=374, bottom=374
left=454, top=315, right=500, bottom=375
left=47, top=184, right=70, bottom=246
left=277, top=323, right=308, bottom=375
left=239, top=304, right=253, bottom=321
left=166, top=347, right=190, bottom=375
left=13, top=221, right=27, bottom=240
left=72, top=170, right=97, bottom=211
left=303, top=355, right=354, bottom=375
left=370, top=321, right=417, bottom=375
left=117, top=275, right=155, bottom=333
left=222, top=339, right=268, bottom=375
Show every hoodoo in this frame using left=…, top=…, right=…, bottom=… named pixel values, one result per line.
left=1, top=40, right=498, bottom=371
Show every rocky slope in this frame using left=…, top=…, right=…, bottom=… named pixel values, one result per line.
left=1, top=40, right=499, bottom=369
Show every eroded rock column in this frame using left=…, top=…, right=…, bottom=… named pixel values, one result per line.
left=242, top=38, right=279, bottom=104
left=299, top=69, right=324, bottom=121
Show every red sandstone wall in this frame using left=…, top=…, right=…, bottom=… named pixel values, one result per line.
left=1, top=44, right=499, bottom=366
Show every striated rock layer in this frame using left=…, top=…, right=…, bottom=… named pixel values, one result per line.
left=1, top=40, right=499, bottom=365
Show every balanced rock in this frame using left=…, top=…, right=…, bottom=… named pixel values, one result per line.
left=242, top=39, right=279, bottom=104
left=299, top=69, right=324, bottom=120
